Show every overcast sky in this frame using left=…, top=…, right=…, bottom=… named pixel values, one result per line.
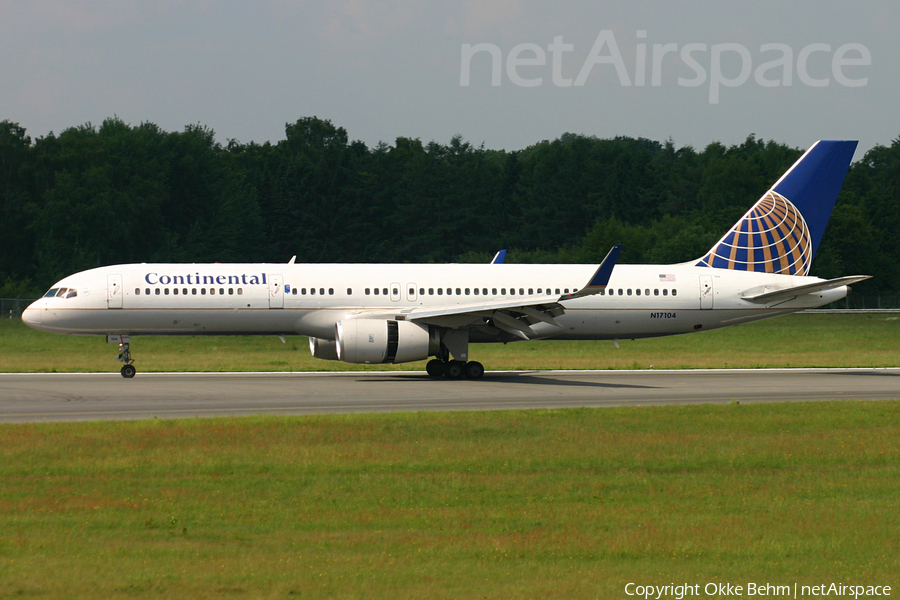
left=1, top=1, right=896, bottom=157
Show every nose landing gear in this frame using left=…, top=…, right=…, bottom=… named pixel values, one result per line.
left=116, top=340, right=136, bottom=378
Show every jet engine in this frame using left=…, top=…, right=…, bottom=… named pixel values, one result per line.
left=335, top=319, right=438, bottom=364
left=308, top=337, right=339, bottom=361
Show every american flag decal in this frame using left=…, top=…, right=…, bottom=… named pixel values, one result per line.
left=659, top=274, right=675, bottom=282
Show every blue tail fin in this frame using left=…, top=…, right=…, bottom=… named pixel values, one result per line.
left=695, top=140, right=857, bottom=275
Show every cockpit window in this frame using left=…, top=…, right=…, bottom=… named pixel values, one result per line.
left=43, top=287, right=78, bottom=299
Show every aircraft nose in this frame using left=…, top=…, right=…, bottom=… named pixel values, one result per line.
left=21, top=304, right=42, bottom=328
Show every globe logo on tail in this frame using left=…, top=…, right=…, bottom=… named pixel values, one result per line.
left=695, top=191, right=812, bottom=276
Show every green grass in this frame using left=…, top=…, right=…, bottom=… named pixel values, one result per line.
left=1, top=403, right=898, bottom=598
left=1, top=313, right=899, bottom=373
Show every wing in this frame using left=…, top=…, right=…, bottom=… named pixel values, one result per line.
left=403, top=245, right=621, bottom=340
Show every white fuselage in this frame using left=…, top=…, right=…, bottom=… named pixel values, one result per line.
left=22, top=262, right=847, bottom=341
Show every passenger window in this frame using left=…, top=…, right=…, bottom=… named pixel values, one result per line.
left=328, top=289, right=333, bottom=295
left=465, top=288, right=470, bottom=295
left=492, top=288, right=497, bottom=295
left=447, top=288, right=452, bottom=295
left=418, top=288, right=423, bottom=295
left=627, top=289, right=632, bottom=296
left=301, top=288, right=307, bottom=295
left=173, top=288, right=178, bottom=296
left=528, top=288, right=533, bottom=295
left=135, top=288, right=141, bottom=295
left=292, top=288, right=297, bottom=295
left=501, top=288, right=506, bottom=295
left=437, top=288, right=443, bottom=295
left=673, top=289, right=678, bottom=296
left=473, top=288, right=479, bottom=295
left=201, top=289, right=206, bottom=295
left=347, top=288, right=353, bottom=295
left=635, top=289, right=640, bottom=296
left=645, top=289, right=650, bottom=296
left=229, top=289, right=234, bottom=295
left=555, top=289, right=560, bottom=295
left=392, top=288, right=398, bottom=296
left=382, top=288, right=387, bottom=296
left=192, top=288, right=197, bottom=295
left=429, top=288, right=434, bottom=295
left=237, top=289, right=243, bottom=295
left=565, top=288, right=570, bottom=294
left=155, top=288, right=161, bottom=296
left=618, top=289, right=623, bottom=296
left=312, top=288, right=317, bottom=295
left=219, top=288, right=224, bottom=295
left=654, top=289, right=659, bottom=296
left=365, top=288, right=370, bottom=295
left=372, top=288, right=377, bottom=295
left=456, top=288, right=461, bottom=295
left=210, top=288, right=215, bottom=295
left=146, top=288, right=151, bottom=295
left=663, top=289, right=668, bottom=296
left=483, top=288, right=488, bottom=295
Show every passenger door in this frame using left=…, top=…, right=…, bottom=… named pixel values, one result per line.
left=699, top=275, right=714, bottom=310
left=268, top=274, right=284, bottom=309
left=107, top=274, right=123, bottom=309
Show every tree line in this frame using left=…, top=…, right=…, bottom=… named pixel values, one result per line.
left=1, top=116, right=896, bottom=296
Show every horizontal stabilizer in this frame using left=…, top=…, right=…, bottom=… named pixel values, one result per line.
left=560, top=245, right=621, bottom=300
left=742, top=275, right=871, bottom=303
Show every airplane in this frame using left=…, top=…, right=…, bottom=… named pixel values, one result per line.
left=22, top=140, right=870, bottom=379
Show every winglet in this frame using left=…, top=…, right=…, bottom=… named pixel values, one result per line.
left=491, top=249, right=507, bottom=264
left=561, top=244, right=621, bottom=300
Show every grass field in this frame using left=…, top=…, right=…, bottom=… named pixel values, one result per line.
left=1, top=403, right=898, bottom=599
left=1, top=312, right=899, bottom=373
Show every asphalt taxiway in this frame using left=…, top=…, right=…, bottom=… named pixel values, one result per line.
left=0, top=368, right=898, bottom=423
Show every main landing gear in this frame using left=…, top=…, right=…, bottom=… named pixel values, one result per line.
left=426, top=359, right=485, bottom=380
left=117, top=342, right=136, bottom=378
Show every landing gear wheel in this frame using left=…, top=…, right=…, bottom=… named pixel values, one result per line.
left=426, top=359, right=446, bottom=378
left=116, top=340, right=136, bottom=378
left=445, top=360, right=465, bottom=380
left=464, top=361, right=485, bottom=380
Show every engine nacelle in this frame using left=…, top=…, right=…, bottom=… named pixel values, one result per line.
left=335, top=319, right=437, bottom=364
left=308, top=337, right=339, bottom=361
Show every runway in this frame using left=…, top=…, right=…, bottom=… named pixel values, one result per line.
left=1, top=368, right=898, bottom=423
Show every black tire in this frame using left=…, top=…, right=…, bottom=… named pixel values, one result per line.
left=464, top=361, right=485, bottom=380
left=426, top=359, right=446, bottom=378
left=121, top=364, right=136, bottom=378
left=445, top=360, right=464, bottom=380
